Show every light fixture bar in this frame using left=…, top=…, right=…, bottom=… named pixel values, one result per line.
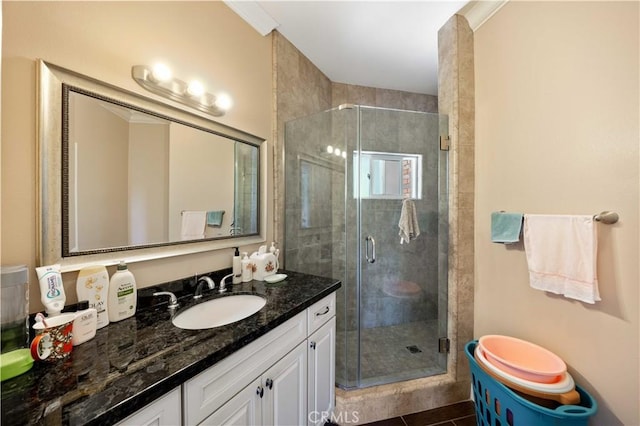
left=131, top=65, right=226, bottom=117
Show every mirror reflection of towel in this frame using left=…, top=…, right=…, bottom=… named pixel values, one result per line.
left=181, top=211, right=206, bottom=240
left=398, top=198, right=420, bottom=244
left=206, top=210, right=225, bottom=227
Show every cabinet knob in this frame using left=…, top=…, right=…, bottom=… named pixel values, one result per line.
left=265, top=378, right=273, bottom=389
left=310, top=341, right=316, bottom=350
left=256, top=385, right=264, bottom=398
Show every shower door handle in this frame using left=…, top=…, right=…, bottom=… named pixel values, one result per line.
left=365, top=235, right=376, bottom=263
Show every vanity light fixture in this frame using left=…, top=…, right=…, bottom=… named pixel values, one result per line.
left=132, top=64, right=230, bottom=117
left=321, top=145, right=348, bottom=160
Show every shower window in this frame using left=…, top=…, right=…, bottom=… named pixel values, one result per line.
left=355, top=151, right=422, bottom=200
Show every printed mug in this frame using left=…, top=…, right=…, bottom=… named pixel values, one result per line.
left=30, top=313, right=75, bottom=362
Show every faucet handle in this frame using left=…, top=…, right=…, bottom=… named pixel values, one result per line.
left=153, top=291, right=179, bottom=309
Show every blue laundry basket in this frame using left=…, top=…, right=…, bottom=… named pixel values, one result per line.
left=465, top=341, right=597, bottom=426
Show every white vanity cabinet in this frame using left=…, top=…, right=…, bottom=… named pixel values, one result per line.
left=200, top=342, right=308, bottom=426
left=307, top=317, right=336, bottom=426
left=122, top=292, right=336, bottom=426
left=116, top=387, right=181, bottom=426
left=262, top=341, right=308, bottom=425
left=306, top=295, right=336, bottom=426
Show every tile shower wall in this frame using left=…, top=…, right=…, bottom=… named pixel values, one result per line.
left=284, top=111, right=340, bottom=279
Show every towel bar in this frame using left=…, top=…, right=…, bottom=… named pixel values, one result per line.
left=593, top=211, right=619, bottom=224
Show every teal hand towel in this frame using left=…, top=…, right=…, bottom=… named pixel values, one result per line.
left=491, top=212, right=523, bottom=243
left=206, top=210, right=225, bottom=227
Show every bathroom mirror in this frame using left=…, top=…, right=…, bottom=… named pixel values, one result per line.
left=38, top=60, right=265, bottom=270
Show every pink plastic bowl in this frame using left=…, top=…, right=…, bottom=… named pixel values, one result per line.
left=478, top=335, right=567, bottom=384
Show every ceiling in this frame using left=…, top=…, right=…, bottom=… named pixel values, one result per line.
left=226, top=1, right=469, bottom=96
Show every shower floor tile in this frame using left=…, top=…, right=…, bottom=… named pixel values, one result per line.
left=336, top=320, right=446, bottom=387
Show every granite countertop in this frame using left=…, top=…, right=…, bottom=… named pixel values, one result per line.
left=0, top=270, right=341, bottom=426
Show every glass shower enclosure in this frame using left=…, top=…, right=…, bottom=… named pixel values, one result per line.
left=284, top=105, right=448, bottom=388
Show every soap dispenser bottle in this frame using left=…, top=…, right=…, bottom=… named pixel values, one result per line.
left=232, top=247, right=242, bottom=284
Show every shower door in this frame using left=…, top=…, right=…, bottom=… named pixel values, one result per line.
left=354, top=107, right=448, bottom=387
left=283, top=105, right=448, bottom=389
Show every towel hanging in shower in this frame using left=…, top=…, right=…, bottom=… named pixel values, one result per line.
left=398, top=198, right=420, bottom=244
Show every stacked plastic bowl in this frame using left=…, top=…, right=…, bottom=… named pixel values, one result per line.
left=475, top=335, right=580, bottom=405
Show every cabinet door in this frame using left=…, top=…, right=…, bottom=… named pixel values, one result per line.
left=183, top=312, right=306, bottom=425
left=201, top=377, right=263, bottom=426
left=263, top=342, right=308, bottom=426
left=307, top=317, right=336, bottom=426
left=116, top=387, right=181, bottom=426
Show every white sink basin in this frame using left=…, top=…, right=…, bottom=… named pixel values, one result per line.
left=172, top=294, right=267, bottom=330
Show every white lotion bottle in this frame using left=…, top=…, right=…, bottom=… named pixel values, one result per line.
left=108, top=261, right=137, bottom=322
left=73, top=300, right=97, bottom=346
left=241, top=252, right=253, bottom=282
left=76, top=265, right=109, bottom=329
left=232, top=247, right=242, bottom=284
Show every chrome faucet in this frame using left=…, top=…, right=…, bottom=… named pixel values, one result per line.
left=153, top=291, right=179, bottom=310
left=219, top=273, right=233, bottom=293
left=194, top=276, right=215, bottom=299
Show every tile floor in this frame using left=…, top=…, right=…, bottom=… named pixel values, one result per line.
left=358, top=401, right=477, bottom=426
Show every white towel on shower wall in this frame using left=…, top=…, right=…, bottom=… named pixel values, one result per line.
left=180, top=211, right=206, bottom=240
left=399, top=198, right=420, bottom=244
left=523, top=214, right=600, bottom=304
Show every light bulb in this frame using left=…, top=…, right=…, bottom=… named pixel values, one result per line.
left=187, top=80, right=205, bottom=98
left=342, top=151, right=347, bottom=159
left=151, top=63, right=172, bottom=82
left=335, top=148, right=341, bottom=156
left=215, top=93, right=233, bottom=111
left=326, top=145, right=334, bottom=154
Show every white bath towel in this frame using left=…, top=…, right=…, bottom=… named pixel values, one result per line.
left=398, top=198, right=420, bottom=244
left=523, top=214, right=600, bottom=304
left=180, top=211, right=206, bottom=240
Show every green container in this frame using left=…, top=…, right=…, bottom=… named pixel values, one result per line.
left=0, top=349, right=33, bottom=381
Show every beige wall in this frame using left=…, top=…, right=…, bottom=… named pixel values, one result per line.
left=168, top=125, right=234, bottom=240
left=1, top=1, right=272, bottom=313
left=474, top=2, right=639, bottom=425
left=72, top=92, right=129, bottom=250
left=129, top=122, right=169, bottom=245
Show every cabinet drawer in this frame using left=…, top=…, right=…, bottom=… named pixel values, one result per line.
left=307, top=293, right=336, bottom=335
left=183, top=311, right=307, bottom=425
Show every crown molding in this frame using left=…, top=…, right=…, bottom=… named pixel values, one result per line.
left=223, top=1, right=279, bottom=36
left=458, top=0, right=508, bottom=31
